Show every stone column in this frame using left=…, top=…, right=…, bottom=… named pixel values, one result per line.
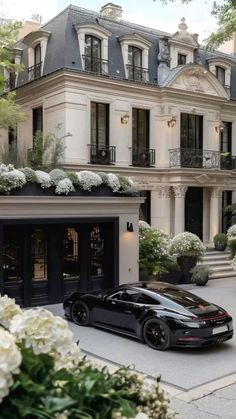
left=151, top=186, right=171, bottom=234
left=209, top=187, right=222, bottom=241
left=173, top=185, right=188, bottom=235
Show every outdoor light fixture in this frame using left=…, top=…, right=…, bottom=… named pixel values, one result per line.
left=127, top=222, right=134, bottom=232
left=121, top=114, right=130, bottom=124
left=167, top=116, right=177, bottom=128
left=215, top=122, right=225, bottom=133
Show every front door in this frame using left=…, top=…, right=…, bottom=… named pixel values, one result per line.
left=185, top=187, right=203, bottom=240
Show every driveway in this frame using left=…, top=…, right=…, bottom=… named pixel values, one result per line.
left=46, top=277, right=236, bottom=392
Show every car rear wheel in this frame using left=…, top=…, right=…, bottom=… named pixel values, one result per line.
left=71, top=301, right=90, bottom=326
left=143, top=318, right=171, bottom=350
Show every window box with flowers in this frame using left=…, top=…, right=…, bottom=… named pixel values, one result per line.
left=169, top=232, right=206, bottom=283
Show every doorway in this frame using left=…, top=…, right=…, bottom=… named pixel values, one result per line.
left=185, top=187, right=203, bottom=240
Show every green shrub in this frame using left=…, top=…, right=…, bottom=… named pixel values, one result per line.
left=139, top=227, right=171, bottom=275
left=213, top=233, right=228, bottom=245
left=190, top=265, right=211, bottom=286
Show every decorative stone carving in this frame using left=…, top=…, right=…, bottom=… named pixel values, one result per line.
left=155, top=185, right=171, bottom=198
left=100, top=3, right=122, bottom=21
left=157, top=38, right=170, bottom=84
left=171, top=18, right=198, bottom=47
left=210, top=187, right=222, bottom=198
left=171, top=66, right=218, bottom=96
left=173, top=185, right=188, bottom=198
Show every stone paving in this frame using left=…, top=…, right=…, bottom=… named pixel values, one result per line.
left=45, top=277, right=236, bottom=419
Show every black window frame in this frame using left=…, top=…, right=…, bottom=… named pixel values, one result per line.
left=128, top=45, right=142, bottom=68
left=177, top=53, right=187, bottom=66
left=220, top=121, right=232, bottom=153
left=180, top=113, right=203, bottom=150
left=32, top=106, right=43, bottom=137
left=34, top=44, right=41, bottom=65
left=216, top=66, right=226, bottom=86
left=85, top=35, right=102, bottom=72
left=132, top=108, right=150, bottom=150
left=90, top=102, right=109, bottom=147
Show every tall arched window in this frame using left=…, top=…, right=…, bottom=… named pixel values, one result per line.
left=127, top=46, right=143, bottom=80
left=84, top=35, right=101, bottom=73
left=216, top=66, right=226, bottom=86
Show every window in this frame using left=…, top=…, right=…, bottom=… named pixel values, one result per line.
left=137, top=293, right=159, bottom=305
left=132, top=108, right=149, bottom=150
left=180, top=113, right=203, bottom=149
left=31, top=229, right=48, bottom=281
left=63, top=229, right=80, bottom=279
left=90, top=226, right=104, bottom=277
left=28, top=44, right=42, bottom=81
left=220, top=122, right=232, bottom=153
left=91, top=102, right=109, bottom=147
left=178, top=53, right=186, bottom=66
left=127, top=46, right=143, bottom=80
left=216, top=66, right=225, bottom=86
left=139, top=191, right=151, bottom=224
left=84, top=35, right=102, bottom=73
left=33, top=107, right=43, bottom=137
left=109, top=289, right=140, bottom=302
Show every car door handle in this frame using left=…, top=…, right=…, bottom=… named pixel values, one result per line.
left=111, top=301, right=116, bottom=305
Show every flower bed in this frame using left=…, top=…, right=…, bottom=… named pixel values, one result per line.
left=0, top=164, right=139, bottom=197
left=0, top=295, right=175, bottom=419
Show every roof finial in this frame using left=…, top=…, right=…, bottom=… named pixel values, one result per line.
left=178, top=17, right=188, bottom=31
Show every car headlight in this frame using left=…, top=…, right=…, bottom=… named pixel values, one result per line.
left=178, top=320, right=207, bottom=328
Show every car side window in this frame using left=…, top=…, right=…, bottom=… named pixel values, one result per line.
left=108, top=289, right=140, bottom=302
left=108, top=291, right=123, bottom=300
left=137, top=293, right=160, bottom=305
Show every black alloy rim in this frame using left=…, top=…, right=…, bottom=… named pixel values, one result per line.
left=72, top=302, right=87, bottom=325
left=145, top=321, right=167, bottom=348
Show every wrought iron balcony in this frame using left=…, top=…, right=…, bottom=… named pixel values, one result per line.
left=126, top=65, right=149, bottom=82
left=4, top=73, right=15, bottom=91
left=88, top=145, right=116, bottom=165
left=28, top=62, right=42, bottom=81
left=82, top=55, right=109, bottom=75
left=169, top=148, right=221, bottom=169
left=220, top=154, right=236, bottom=170
left=131, top=147, right=155, bottom=167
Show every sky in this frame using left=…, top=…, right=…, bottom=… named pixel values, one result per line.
left=0, top=0, right=221, bottom=42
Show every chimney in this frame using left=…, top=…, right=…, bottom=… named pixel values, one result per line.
left=100, top=3, right=122, bottom=21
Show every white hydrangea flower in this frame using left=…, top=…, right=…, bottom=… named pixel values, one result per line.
left=0, top=164, right=26, bottom=193
left=35, top=170, right=51, bottom=188
left=10, top=308, right=80, bottom=368
left=76, top=171, right=102, bottom=191
left=55, top=178, right=75, bottom=195
left=231, top=255, right=236, bottom=270
left=0, top=295, right=22, bottom=329
left=227, top=225, right=236, bottom=239
left=107, top=173, right=120, bottom=192
left=133, top=414, right=150, bottom=419
left=138, top=220, right=151, bottom=230
left=0, top=327, right=22, bottom=403
left=170, top=232, right=205, bottom=257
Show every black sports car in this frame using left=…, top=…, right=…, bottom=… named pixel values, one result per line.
left=64, top=282, right=233, bottom=350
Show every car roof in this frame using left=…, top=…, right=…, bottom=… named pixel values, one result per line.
left=117, top=282, right=177, bottom=293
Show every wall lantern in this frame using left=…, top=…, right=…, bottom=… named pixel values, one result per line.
left=127, top=222, right=134, bottom=232
left=121, top=114, right=130, bottom=124
left=215, top=122, right=225, bottom=133
left=167, top=116, right=177, bottom=128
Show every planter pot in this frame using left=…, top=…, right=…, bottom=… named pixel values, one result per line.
left=159, top=272, right=183, bottom=285
left=195, top=276, right=209, bottom=286
left=10, top=183, right=55, bottom=196
left=139, top=269, right=149, bottom=282
left=69, top=185, right=114, bottom=197
left=214, top=243, right=227, bottom=251
left=177, top=256, right=198, bottom=284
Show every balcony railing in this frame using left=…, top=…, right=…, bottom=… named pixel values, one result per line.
left=82, top=55, right=109, bottom=75
left=130, top=147, right=155, bottom=167
left=169, top=148, right=236, bottom=170
left=126, top=65, right=149, bottom=82
left=28, top=62, right=42, bottom=81
left=88, top=145, right=116, bottom=165
left=4, top=73, right=15, bottom=91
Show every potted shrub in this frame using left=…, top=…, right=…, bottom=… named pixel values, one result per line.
left=227, top=225, right=236, bottom=258
left=213, top=233, right=228, bottom=251
left=159, top=260, right=183, bottom=284
left=190, top=265, right=211, bottom=286
left=169, top=232, right=206, bottom=283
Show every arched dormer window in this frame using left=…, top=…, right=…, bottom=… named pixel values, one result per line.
left=216, top=66, right=225, bottom=86
left=22, top=30, right=51, bottom=82
left=84, top=35, right=101, bottom=73
left=207, top=57, right=234, bottom=93
left=74, top=24, right=111, bottom=75
left=119, top=34, right=151, bottom=82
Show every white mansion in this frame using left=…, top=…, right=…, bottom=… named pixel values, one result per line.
left=3, top=2, right=236, bottom=243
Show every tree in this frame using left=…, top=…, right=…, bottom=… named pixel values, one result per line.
left=0, top=20, right=26, bottom=130
left=154, top=0, right=236, bottom=50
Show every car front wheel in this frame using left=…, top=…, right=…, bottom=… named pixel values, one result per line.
left=71, top=300, right=90, bottom=326
left=143, top=318, right=171, bottom=350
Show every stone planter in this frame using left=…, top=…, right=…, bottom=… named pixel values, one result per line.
left=177, top=256, right=198, bottom=283
left=9, top=183, right=55, bottom=196
left=159, top=272, right=183, bottom=285
left=69, top=185, right=114, bottom=197
left=214, top=243, right=227, bottom=251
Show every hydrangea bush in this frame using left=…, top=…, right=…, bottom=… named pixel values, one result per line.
left=139, top=226, right=172, bottom=275
left=0, top=164, right=138, bottom=197
left=169, top=232, right=205, bottom=258
left=227, top=225, right=236, bottom=258
left=0, top=295, right=174, bottom=419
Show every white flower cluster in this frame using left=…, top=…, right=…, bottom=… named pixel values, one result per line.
left=49, top=169, right=67, bottom=185
left=227, top=224, right=236, bottom=240
left=76, top=170, right=102, bottom=191
left=35, top=170, right=51, bottom=188
left=107, top=173, right=120, bottom=192
left=9, top=308, right=80, bottom=369
left=231, top=255, right=236, bottom=270
left=139, top=220, right=151, bottom=230
left=55, top=178, right=75, bottom=195
left=0, top=164, right=26, bottom=193
left=0, top=295, right=22, bottom=329
left=170, top=232, right=205, bottom=257
left=0, top=327, right=22, bottom=403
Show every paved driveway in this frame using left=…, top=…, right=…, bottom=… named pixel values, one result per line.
left=46, top=277, right=236, bottom=392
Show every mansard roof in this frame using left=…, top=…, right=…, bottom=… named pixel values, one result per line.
left=16, top=4, right=236, bottom=99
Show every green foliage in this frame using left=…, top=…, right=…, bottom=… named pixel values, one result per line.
left=229, top=238, right=236, bottom=258
left=1, top=347, right=174, bottom=419
left=0, top=92, right=27, bottom=130
left=190, top=264, right=211, bottom=286
left=19, top=167, right=38, bottom=183
left=67, top=171, right=80, bottom=186
left=0, top=140, right=27, bottom=167
left=139, top=226, right=171, bottom=275
left=27, top=130, right=66, bottom=170
left=213, top=233, right=228, bottom=245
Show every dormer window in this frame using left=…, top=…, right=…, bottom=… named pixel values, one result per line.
left=178, top=53, right=187, bottom=66
left=74, top=24, right=111, bottom=75
left=127, top=46, right=143, bottom=81
left=216, top=66, right=225, bottom=86
left=84, top=35, right=102, bottom=73
left=22, top=30, right=51, bottom=82
left=29, top=43, right=42, bottom=81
